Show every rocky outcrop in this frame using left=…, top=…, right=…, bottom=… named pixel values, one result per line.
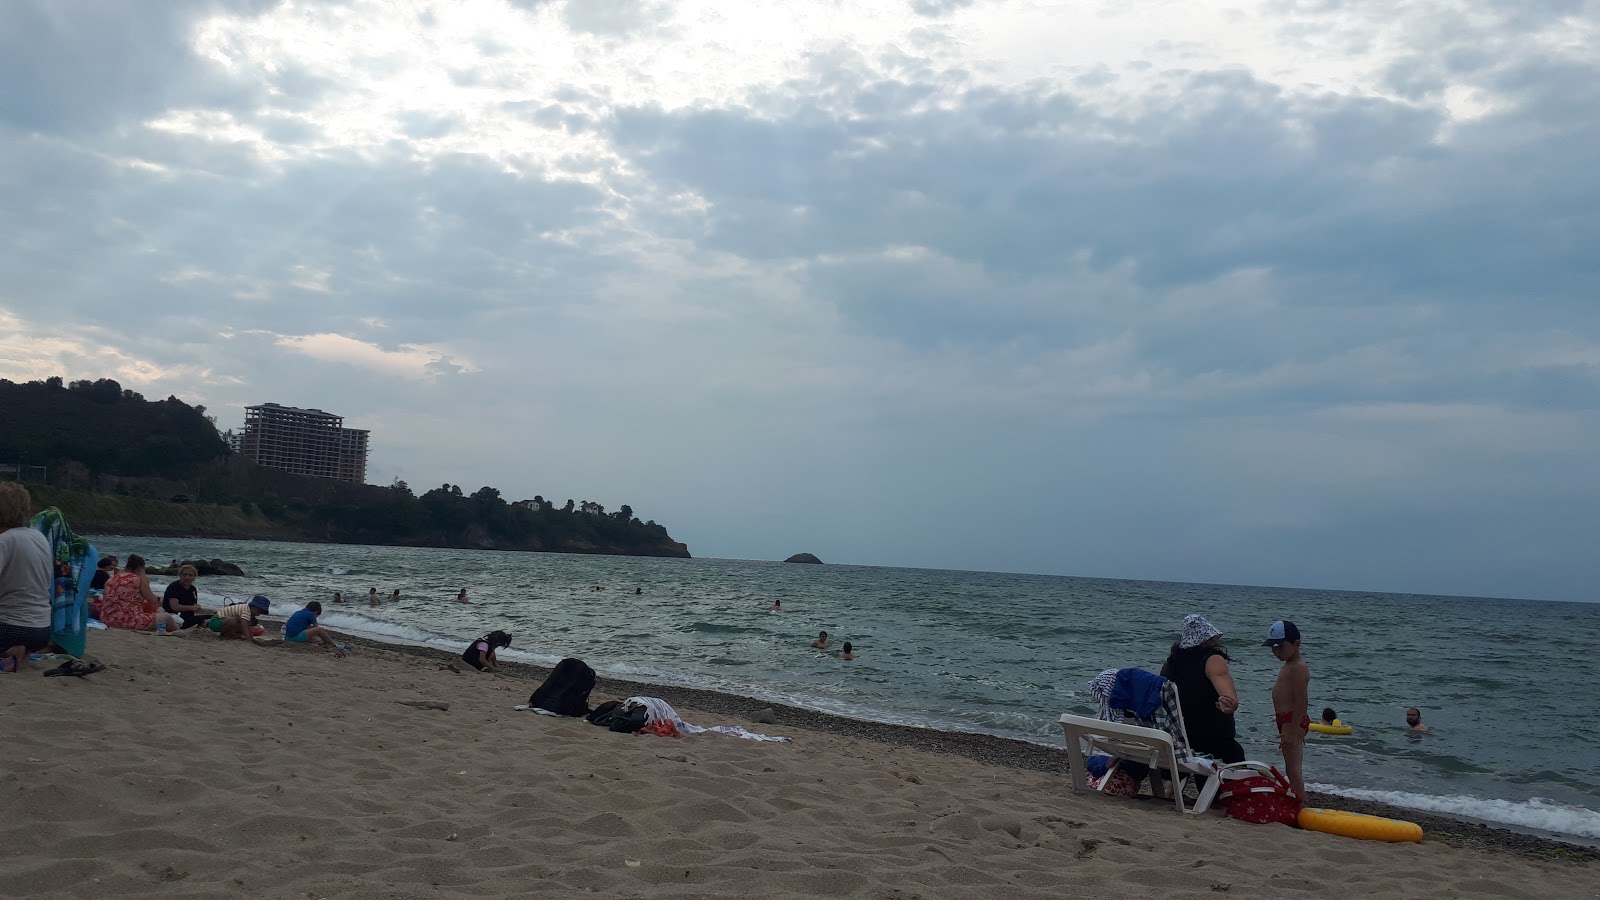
left=147, top=558, right=246, bottom=577
left=784, top=553, right=823, bottom=564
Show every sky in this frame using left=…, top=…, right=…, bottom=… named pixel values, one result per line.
left=2, top=0, right=1597, bottom=602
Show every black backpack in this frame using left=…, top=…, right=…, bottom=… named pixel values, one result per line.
left=585, top=700, right=622, bottom=727
left=607, top=704, right=649, bottom=734
left=527, top=658, right=597, bottom=717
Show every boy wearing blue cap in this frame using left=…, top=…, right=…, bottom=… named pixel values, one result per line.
left=1265, top=619, right=1310, bottom=804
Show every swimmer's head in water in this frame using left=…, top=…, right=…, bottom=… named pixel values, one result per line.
left=842, top=642, right=853, bottom=653
left=1405, top=707, right=1422, bottom=725
left=818, top=631, right=828, bottom=639
left=1321, top=707, right=1337, bottom=723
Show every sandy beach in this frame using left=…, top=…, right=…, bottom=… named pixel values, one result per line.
left=3, top=629, right=1597, bottom=900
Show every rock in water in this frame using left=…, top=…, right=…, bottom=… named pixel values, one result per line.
left=149, top=558, right=247, bottom=577
left=783, top=553, right=823, bottom=564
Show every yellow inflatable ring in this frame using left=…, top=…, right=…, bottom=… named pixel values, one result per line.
left=1298, top=808, right=1423, bottom=843
left=1309, top=719, right=1353, bottom=735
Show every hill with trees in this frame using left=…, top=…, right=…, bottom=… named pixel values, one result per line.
left=0, top=377, right=689, bottom=558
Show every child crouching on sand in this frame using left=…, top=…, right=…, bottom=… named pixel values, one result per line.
left=462, top=630, right=512, bottom=672
left=214, top=595, right=270, bottom=640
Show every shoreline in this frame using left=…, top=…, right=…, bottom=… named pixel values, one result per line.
left=316, top=625, right=1597, bottom=861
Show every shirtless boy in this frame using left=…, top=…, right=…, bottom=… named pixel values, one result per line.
left=1265, top=619, right=1310, bottom=803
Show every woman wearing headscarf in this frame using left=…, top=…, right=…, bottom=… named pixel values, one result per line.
left=1160, top=614, right=1244, bottom=763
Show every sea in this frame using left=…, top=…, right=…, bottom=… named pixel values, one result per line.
left=92, top=534, right=1600, bottom=844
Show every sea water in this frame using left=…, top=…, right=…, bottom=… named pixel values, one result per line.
left=101, top=535, right=1600, bottom=842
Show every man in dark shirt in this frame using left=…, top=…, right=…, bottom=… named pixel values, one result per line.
left=161, top=564, right=211, bottom=629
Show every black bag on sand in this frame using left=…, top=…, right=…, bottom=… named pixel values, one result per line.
left=586, top=700, right=622, bottom=726
left=607, top=704, right=649, bottom=734
left=527, top=658, right=597, bottom=717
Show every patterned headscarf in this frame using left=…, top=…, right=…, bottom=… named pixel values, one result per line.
left=1179, top=614, right=1223, bottom=649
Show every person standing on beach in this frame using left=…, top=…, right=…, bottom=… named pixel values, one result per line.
left=0, top=483, right=54, bottom=673
left=1405, top=707, right=1429, bottom=733
left=284, top=601, right=347, bottom=658
left=1160, top=614, right=1244, bottom=763
left=810, top=630, right=830, bottom=649
left=1265, top=620, right=1310, bottom=803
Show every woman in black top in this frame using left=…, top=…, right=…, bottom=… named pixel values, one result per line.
left=160, top=564, right=212, bottom=629
left=89, top=556, right=117, bottom=590
left=1160, top=614, right=1244, bottom=763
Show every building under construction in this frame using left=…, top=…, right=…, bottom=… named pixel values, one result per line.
left=238, top=403, right=370, bottom=484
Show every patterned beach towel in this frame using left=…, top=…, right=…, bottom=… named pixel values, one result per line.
left=30, top=508, right=98, bottom=658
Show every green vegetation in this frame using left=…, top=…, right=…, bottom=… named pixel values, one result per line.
left=2, top=377, right=689, bottom=558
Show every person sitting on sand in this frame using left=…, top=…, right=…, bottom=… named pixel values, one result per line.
left=810, top=630, right=830, bottom=649
left=368, top=588, right=379, bottom=607
left=0, top=483, right=55, bottom=673
left=1320, top=707, right=1338, bottom=726
left=161, top=564, right=212, bottom=630
left=839, top=641, right=856, bottom=661
left=284, top=601, right=346, bottom=658
left=214, top=595, right=270, bottom=640
left=1405, top=707, right=1429, bottom=733
left=462, top=630, right=512, bottom=672
left=100, top=555, right=185, bottom=635
left=89, top=555, right=117, bottom=591
left=455, top=588, right=470, bottom=604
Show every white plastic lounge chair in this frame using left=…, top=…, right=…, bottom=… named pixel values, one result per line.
left=1059, top=682, right=1275, bottom=814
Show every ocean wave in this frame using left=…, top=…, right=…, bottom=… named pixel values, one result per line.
left=1309, top=784, right=1600, bottom=840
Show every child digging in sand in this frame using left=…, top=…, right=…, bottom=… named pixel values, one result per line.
left=1265, top=620, right=1310, bottom=804
left=285, top=601, right=348, bottom=658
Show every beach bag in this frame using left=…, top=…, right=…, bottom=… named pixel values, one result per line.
left=527, top=658, right=596, bottom=717
left=607, top=704, right=649, bottom=734
left=585, top=700, right=622, bottom=726
left=1091, top=769, right=1140, bottom=799
left=1217, top=767, right=1299, bottom=825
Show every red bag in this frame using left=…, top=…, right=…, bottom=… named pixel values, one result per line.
left=1217, top=767, right=1299, bottom=825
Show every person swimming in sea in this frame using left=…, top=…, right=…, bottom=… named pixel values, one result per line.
left=809, top=630, right=830, bottom=649
left=455, top=588, right=470, bottom=604
left=1319, top=707, right=1338, bottom=726
left=839, top=641, right=856, bottom=661
left=767, top=599, right=781, bottom=613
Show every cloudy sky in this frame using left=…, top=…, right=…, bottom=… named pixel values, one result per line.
left=3, top=0, right=1597, bottom=601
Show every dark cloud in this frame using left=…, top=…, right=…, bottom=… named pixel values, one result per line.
left=0, top=0, right=278, bottom=134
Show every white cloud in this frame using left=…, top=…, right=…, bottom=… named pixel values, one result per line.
left=273, top=331, right=478, bottom=379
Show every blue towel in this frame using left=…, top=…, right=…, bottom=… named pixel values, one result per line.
left=1108, top=668, right=1167, bottom=721
left=31, top=508, right=97, bottom=659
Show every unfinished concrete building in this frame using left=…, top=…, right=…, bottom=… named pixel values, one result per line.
left=239, top=403, right=370, bottom=484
